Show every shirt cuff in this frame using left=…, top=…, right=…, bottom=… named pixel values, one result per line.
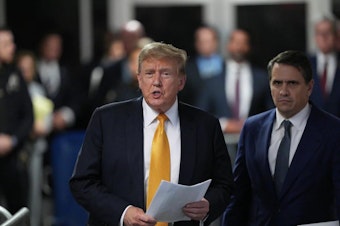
left=199, top=214, right=209, bottom=226
left=219, top=117, right=229, bottom=131
left=119, top=205, right=132, bottom=226
left=59, top=106, right=75, bottom=126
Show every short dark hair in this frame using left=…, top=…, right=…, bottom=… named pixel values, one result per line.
left=267, top=50, right=313, bottom=83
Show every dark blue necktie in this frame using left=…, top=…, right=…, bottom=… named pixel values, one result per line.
left=274, top=120, right=292, bottom=195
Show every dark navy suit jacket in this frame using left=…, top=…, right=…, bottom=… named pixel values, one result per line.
left=224, top=103, right=340, bottom=226
left=197, top=65, right=273, bottom=119
left=70, top=98, right=234, bottom=226
left=179, top=56, right=224, bottom=106
left=309, top=55, right=340, bottom=117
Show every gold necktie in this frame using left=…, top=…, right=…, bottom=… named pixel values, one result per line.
left=147, top=114, right=170, bottom=223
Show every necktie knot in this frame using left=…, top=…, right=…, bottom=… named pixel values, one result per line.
left=282, top=120, right=292, bottom=137
left=157, top=114, right=168, bottom=133
left=157, top=113, right=168, bottom=123
left=282, top=120, right=291, bottom=130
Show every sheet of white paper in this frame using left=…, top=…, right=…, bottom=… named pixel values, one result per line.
left=146, top=179, right=212, bottom=222
left=298, top=221, right=339, bottom=226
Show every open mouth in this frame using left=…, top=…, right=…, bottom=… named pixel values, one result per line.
left=152, top=90, right=162, bottom=98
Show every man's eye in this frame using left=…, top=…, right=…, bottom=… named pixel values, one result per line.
left=161, top=72, right=172, bottom=78
left=288, top=81, right=298, bottom=85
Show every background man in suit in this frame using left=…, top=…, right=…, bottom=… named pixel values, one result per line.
left=223, top=50, right=340, bottom=226
left=37, top=32, right=81, bottom=131
left=179, top=25, right=224, bottom=105
left=0, top=27, right=33, bottom=213
left=197, top=29, right=273, bottom=134
left=309, top=15, right=340, bottom=117
left=70, top=42, right=233, bottom=226
left=84, top=20, right=147, bottom=123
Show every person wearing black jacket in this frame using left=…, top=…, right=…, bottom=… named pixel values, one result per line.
left=0, top=27, right=33, bottom=214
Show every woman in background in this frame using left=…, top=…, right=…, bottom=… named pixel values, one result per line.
left=16, top=50, right=54, bottom=226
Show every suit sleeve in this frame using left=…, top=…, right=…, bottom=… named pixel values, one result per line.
left=69, top=109, right=130, bottom=225
left=204, top=118, right=234, bottom=225
left=223, top=123, right=252, bottom=226
left=333, top=126, right=340, bottom=219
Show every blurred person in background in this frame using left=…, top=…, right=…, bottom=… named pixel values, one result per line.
left=309, top=15, right=340, bottom=118
left=120, top=20, right=145, bottom=57
left=93, top=37, right=153, bottom=106
left=335, top=19, right=340, bottom=52
left=197, top=29, right=273, bottom=134
left=36, top=32, right=85, bottom=225
left=100, top=32, right=126, bottom=68
left=80, top=20, right=146, bottom=126
left=179, top=25, right=224, bottom=105
left=77, top=32, right=126, bottom=130
left=0, top=27, right=33, bottom=214
left=16, top=50, right=53, bottom=226
left=108, top=20, right=145, bottom=86
left=17, top=50, right=53, bottom=137
left=37, top=32, right=80, bottom=131
left=88, top=31, right=126, bottom=98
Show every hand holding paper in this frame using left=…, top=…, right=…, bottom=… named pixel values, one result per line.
left=124, top=206, right=157, bottom=226
left=182, top=197, right=209, bottom=221
left=146, top=179, right=211, bottom=222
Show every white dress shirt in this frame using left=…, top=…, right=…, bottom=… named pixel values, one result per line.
left=120, top=98, right=181, bottom=225
left=316, top=51, right=337, bottom=95
left=143, top=98, right=181, bottom=191
left=37, top=60, right=61, bottom=98
left=225, top=60, right=253, bottom=119
left=268, top=103, right=311, bottom=176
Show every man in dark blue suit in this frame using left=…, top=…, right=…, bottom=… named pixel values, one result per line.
left=197, top=29, right=273, bottom=134
left=70, top=42, right=233, bottom=226
left=179, top=25, right=224, bottom=105
left=309, top=15, right=340, bottom=118
left=223, top=50, right=340, bottom=226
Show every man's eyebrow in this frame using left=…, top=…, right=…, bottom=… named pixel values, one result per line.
left=272, top=79, right=299, bottom=83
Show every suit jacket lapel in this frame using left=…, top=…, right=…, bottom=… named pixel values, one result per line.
left=125, top=98, right=145, bottom=207
left=280, top=107, right=322, bottom=198
left=256, top=111, right=277, bottom=197
left=178, top=103, right=196, bottom=185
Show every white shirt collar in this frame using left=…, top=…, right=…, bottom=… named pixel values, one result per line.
left=142, top=98, right=179, bottom=127
left=316, top=51, right=337, bottom=71
left=227, top=59, right=250, bottom=72
left=274, top=103, right=311, bottom=131
left=317, top=51, right=336, bottom=62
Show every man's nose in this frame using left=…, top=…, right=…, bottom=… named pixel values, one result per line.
left=279, top=84, right=289, bottom=95
left=152, top=72, right=162, bottom=86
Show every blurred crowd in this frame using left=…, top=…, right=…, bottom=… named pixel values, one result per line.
left=1, top=13, right=340, bottom=226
